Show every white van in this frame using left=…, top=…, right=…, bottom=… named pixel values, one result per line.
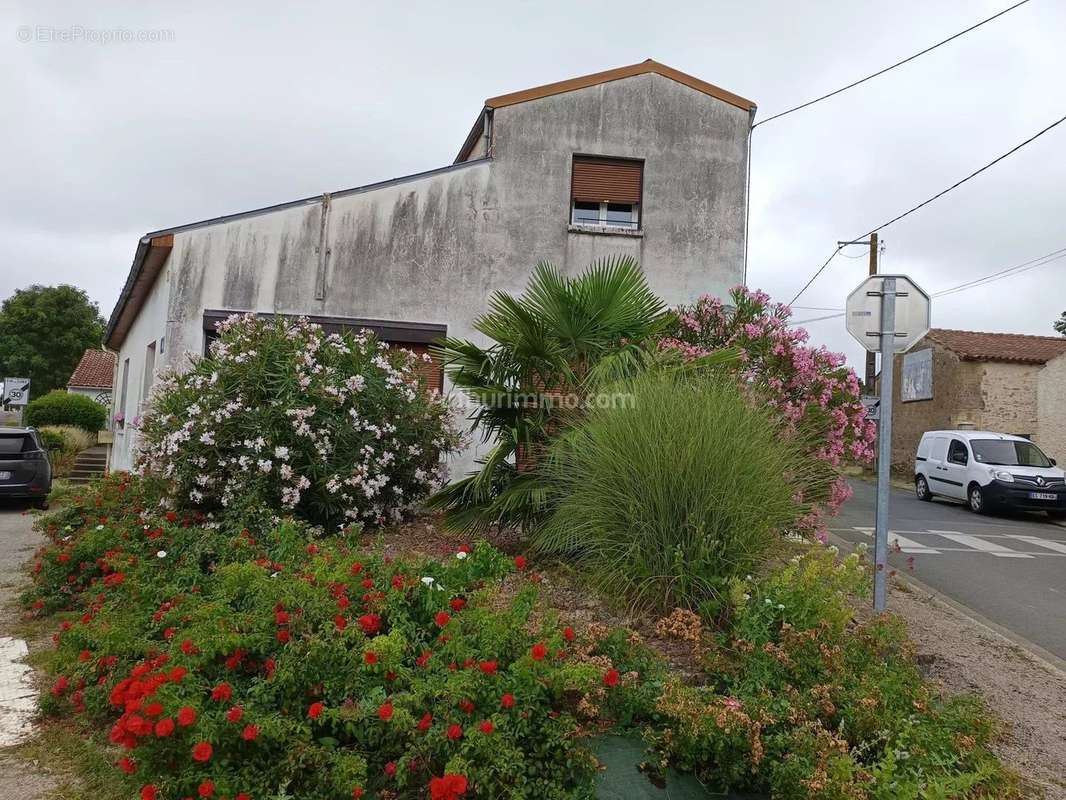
left=914, top=430, right=1066, bottom=518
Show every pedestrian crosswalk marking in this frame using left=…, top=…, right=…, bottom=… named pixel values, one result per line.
left=1003, top=534, right=1066, bottom=555
left=851, top=527, right=941, bottom=554
left=927, top=531, right=1034, bottom=558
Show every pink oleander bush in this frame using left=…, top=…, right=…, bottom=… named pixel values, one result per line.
left=662, top=287, right=877, bottom=535
left=135, top=314, right=462, bottom=530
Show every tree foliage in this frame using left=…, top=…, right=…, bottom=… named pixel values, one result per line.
left=1054, top=311, right=1066, bottom=336
left=0, top=284, right=105, bottom=397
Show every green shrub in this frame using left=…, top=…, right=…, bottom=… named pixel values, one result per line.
left=647, top=546, right=1019, bottom=798
left=136, top=314, right=461, bottom=530
left=534, top=372, right=828, bottom=610
left=24, top=389, right=107, bottom=432
left=38, top=427, right=65, bottom=451
left=27, top=475, right=658, bottom=800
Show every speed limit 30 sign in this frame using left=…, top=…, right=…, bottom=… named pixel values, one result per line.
left=2, top=377, right=30, bottom=406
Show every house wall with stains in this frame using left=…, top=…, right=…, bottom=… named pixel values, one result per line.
left=109, top=74, right=750, bottom=472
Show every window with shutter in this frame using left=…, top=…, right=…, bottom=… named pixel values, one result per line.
left=570, top=156, right=643, bottom=230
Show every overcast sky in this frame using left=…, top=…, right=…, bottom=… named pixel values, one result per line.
left=3, top=0, right=1064, bottom=372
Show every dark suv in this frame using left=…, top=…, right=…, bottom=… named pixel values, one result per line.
left=0, top=427, right=52, bottom=508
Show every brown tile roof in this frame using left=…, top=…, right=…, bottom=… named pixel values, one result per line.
left=67, top=349, right=116, bottom=389
left=925, top=328, right=1066, bottom=365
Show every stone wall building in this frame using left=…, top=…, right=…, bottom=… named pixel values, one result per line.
left=885, top=328, right=1066, bottom=470
left=101, top=60, right=757, bottom=473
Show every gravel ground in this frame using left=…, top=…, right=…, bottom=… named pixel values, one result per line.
left=889, top=581, right=1066, bottom=800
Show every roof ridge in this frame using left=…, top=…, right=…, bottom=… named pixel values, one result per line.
left=930, top=327, right=1066, bottom=342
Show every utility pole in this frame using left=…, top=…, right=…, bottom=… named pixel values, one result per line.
left=837, top=235, right=881, bottom=393
left=866, top=232, right=879, bottom=392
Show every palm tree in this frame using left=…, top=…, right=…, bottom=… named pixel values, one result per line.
left=427, top=256, right=722, bottom=534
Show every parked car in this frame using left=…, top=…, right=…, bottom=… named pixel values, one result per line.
left=0, top=426, right=52, bottom=508
left=914, top=430, right=1066, bottom=518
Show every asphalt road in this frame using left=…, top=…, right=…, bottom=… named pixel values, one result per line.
left=833, top=479, right=1066, bottom=660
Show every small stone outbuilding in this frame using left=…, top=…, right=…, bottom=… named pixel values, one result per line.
left=885, top=328, right=1066, bottom=470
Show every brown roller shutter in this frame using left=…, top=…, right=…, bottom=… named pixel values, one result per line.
left=571, top=157, right=642, bottom=204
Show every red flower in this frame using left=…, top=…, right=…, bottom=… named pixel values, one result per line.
left=378, top=702, right=393, bottom=722
left=563, top=626, right=575, bottom=642
left=165, top=511, right=177, bottom=522
left=478, top=660, right=497, bottom=675
left=118, top=756, right=136, bottom=774
left=162, top=627, right=175, bottom=640
left=391, top=574, right=405, bottom=590
left=198, top=779, right=215, bottom=798
left=276, top=629, right=291, bottom=643
left=430, top=773, right=469, bottom=800
left=154, top=717, right=175, bottom=737
left=458, top=699, right=475, bottom=714
left=416, top=650, right=432, bottom=668
left=180, top=639, right=198, bottom=655
left=501, top=693, right=515, bottom=709
left=169, top=666, right=187, bottom=682
left=141, top=785, right=158, bottom=800
left=514, top=555, right=527, bottom=570
left=457, top=544, right=472, bottom=554
left=210, top=682, right=232, bottom=702
left=275, top=609, right=290, bottom=625
left=241, top=723, right=259, bottom=741
left=143, top=702, right=163, bottom=717
left=384, top=761, right=397, bottom=778
left=236, top=794, right=251, bottom=800
left=191, top=741, right=213, bottom=762
left=434, top=611, right=450, bottom=627
left=479, top=720, right=494, bottom=734
left=358, top=614, right=381, bottom=635
left=449, top=597, right=466, bottom=612
left=350, top=561, right=364, bottom=575
left=603, top=669, right=620, bottom=687
left=79, top=649, right=92, bottom=662
left=334, top=615, right=348, bottom=632
left=176, top=706, right=197, bottom=726
left=226, top=706, right=243, bottom=722
left=361, top=578, right=374, bottom=590
left=308, top=701, right=325, bottom=720
left=364, top=650, right=378, bottom=665
left=446, top=723, right=463, bottom=740
left=417, top=712, right=433, bottom=732
left=352, top=788, right=365, bottom=799
left=531, top=643, right=547, bottom=661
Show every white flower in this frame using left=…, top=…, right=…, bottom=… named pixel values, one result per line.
left=455, top=551, right=468, bottom=560
left=257, top=459, right=273, bottom=473
left=776, top=603, right=785, bottom=610
left=156, top=550, right=167, bottom=559
left=420, top=576, right=436, bottom=587
left=742, top=593, right=751, bottom=601
left=764, top=598, right=773, bottom=605
left=96, top=524, right=105, bottom=530
left=274, top=446, right=290, bottom=460
left=199, top=431, right=215, bottom=445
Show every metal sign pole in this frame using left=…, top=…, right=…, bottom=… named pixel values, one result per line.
left=873, top=277, right=897, bottom=612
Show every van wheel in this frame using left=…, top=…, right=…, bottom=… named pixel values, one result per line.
left=915, top=475, right=932, bottom=502
left=968, top=485, right=988, bottom=514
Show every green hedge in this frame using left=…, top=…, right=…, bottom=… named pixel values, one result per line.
left=24, top=390, right=107, bottom=433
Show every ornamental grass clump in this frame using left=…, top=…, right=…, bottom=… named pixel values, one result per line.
left=136, top=314, right=461, bottom=530
left=534, top=371, right=831, bottom=610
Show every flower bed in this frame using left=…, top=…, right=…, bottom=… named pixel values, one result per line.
left=27, top=475, right=660, bottom=800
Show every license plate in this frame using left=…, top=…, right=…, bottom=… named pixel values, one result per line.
left=0, top=471, right=10, bottom=481
left=1029, top=491, right=1057, bottom=500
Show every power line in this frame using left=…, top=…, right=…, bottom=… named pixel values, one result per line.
left=753, top=1, right=1032, bottom=128
left=932, top=246, right=1066, bottom=298
left=788, top=245, right=1066, bottom=326
left=788, top=111, right=1066, bottom=304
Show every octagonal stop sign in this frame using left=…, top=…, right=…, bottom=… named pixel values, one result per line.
left=845, top=274, right=930, bottom=353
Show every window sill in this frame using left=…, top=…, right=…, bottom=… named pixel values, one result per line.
left=567, top=224, right=643, bottom=239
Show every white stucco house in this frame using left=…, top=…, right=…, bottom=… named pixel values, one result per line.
left=103, top=59, right=757, bottom=473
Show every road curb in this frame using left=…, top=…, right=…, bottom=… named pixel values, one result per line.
left=828, top=533, right=1066, bottom=679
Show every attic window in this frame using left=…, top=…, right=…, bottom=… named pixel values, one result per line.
left=570, top=156, right=642, bottom=230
